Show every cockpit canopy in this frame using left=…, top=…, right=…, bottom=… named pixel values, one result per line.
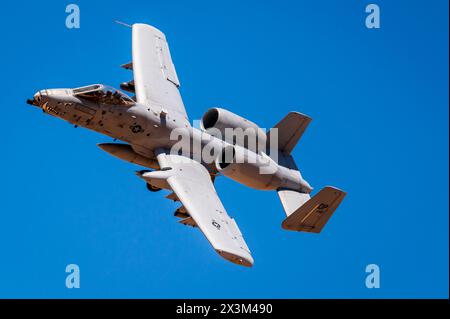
left=72, top=84, right=135, bottom=106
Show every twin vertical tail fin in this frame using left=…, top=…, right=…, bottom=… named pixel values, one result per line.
left=271, top=112, right=346, bottom=233
left=279, top=187, right=346, bottom=233
left=267, top=111, right=312, bottom=155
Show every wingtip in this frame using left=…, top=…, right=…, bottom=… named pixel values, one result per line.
left=132, top=23, right=165, bottom=38
left=216, top=250, right=254, bottom=268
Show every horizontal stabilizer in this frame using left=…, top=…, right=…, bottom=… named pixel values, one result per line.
left=282, top=186, right=346, bottom=233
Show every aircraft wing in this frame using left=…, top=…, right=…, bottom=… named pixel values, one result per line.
left=156, top=152, right=254, bottom=267
left=132, top=24, right=188, bottom=119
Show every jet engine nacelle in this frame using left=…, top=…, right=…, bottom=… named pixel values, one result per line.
left=214, top=146, right=311, bottom=192
left=201, top=108, right=267, bottom=153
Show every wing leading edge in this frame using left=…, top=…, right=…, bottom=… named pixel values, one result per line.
left=155, top=152, right=253, bottom=267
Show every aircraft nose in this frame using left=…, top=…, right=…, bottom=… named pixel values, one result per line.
left=27, top=90, right=48, bottom=107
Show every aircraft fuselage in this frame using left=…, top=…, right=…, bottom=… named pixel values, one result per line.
left=28, top=87, right=311, bottom=192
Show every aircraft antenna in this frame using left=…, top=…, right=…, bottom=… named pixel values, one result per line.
left=114, top=20, right=132, bottom=28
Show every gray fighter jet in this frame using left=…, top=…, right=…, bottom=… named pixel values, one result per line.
left=27, top=24, right=346, bottom=267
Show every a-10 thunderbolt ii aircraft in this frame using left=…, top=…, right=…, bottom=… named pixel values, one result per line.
left=27, top=23, right=346, bottom=267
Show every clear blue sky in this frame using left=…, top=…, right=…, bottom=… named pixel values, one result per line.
left=0, top=0, right=448, bottom=298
